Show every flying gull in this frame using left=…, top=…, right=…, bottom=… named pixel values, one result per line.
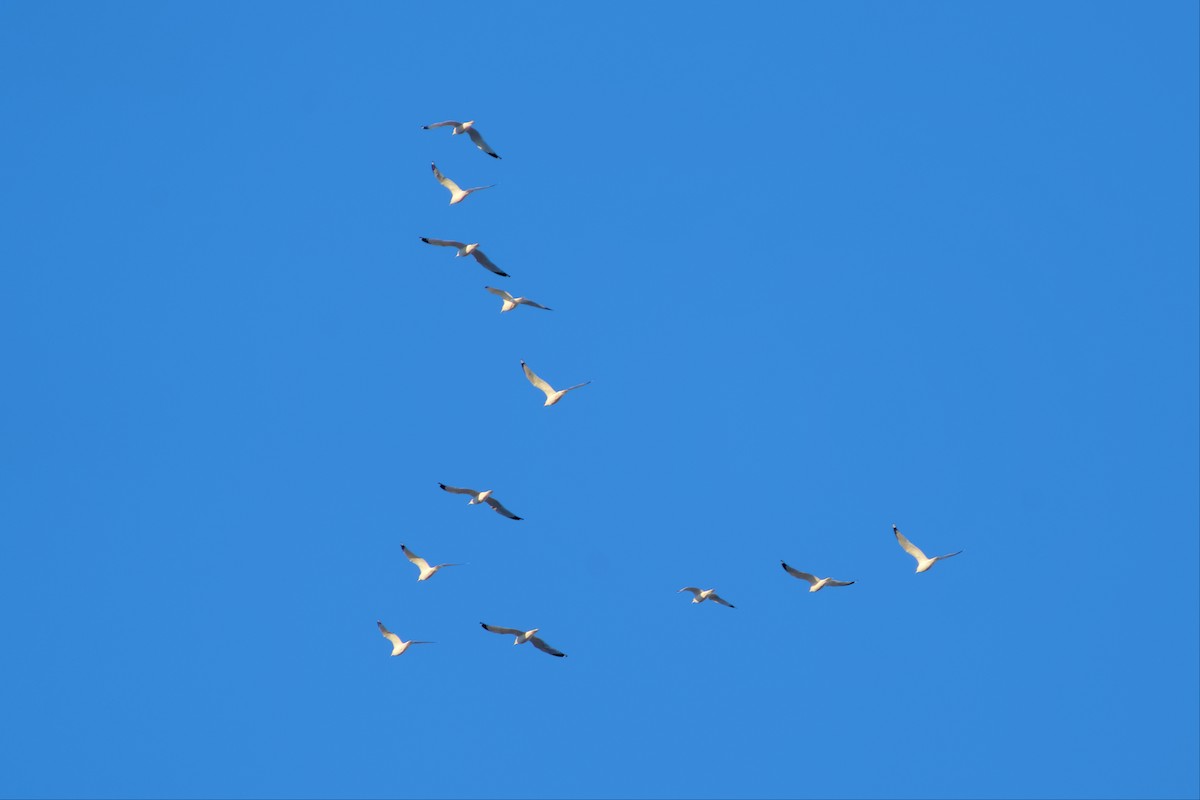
left=893, top=524, right=962, bottom=573
left=431, top=162, right=495, bottom=205
left=422, top=120, right=501, bottom=159
left=485, top=286, right=551, bottom=313
left=401, top=544, right=463, bottom=582
left=780, top=562, right=855, bottom=592
left=520, top=360, right=590, bottom=407
left=376, top=620, right=433, bottom=656
left=480, top=623, right=566, bottom=657
left=420, top=238, right=508, bottom=276
left=438, top=483, right=522, bottom=520
left=678, top=587, right=735, bottom=608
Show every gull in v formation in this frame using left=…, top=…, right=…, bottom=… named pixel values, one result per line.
left=377, top=620, right=433, bottom=656
left=678, top=587, right=735, bottom=608
left=420, top=237, right=508, bottom=276
left=480, top=623, right=566, bottom=657
left=438, top=483, right=523, bottom=520
left=401, top=544, right=463, bottom=582
left=422, top=120, right=501, bottom=159
left=431, top=162, right=495, bottom=205
left=781, top=562, right=855, bottom=592
left=893, top=524, right=963, bottom=573
left=521, top=360, right=590, bottom=407
left=485, top=286, right=551, bottom=313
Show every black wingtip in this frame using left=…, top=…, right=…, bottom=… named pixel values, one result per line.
left=511, top=516, right=524, bottom=521
left=489, top=152, right=500, bottom=159
left=479, top=622, right=488, bottom=629
left=438, top=482, right=447, bottom=489
left=520, top=360, right=527, bottom=365
left=498, top=271, right=510, bottom=277
left=420, top=237, right=430, bottom=243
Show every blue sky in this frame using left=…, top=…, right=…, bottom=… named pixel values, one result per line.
left=1, top=2, right=1197, bottom=798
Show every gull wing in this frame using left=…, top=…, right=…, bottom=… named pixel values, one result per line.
left=562, top=381, right=591, bottom=393
left=893, top=525, right=928, bottom=563
left=935, top=550, right=964, bottom=561
left=466, top=127, right=501, bottom=158
left=825, top=579, right=855, bottom=587
left=470, top=248, right=508, bottom=276
left=708, top=592, right=735, bottom=608
left=400, top=544, right=431, bottom=572
left=420, top=237, right=468, bottom=249
left=486, top=286, right=516, bottom=302
left=422, top=120, right=462, bottom=130
left=439, top=483, right=478, bottom=496
left=431, top=162, right=462, bottom=195
left=481, top=622, right=524, bottom=637
left=530, top=636, right=566, bottom=657
left=377, top=620, right=403, bottom=649
left=781, top=561, right=819, bottom=585
left=484, top=495, right=522, bottom=520
left=678, top=587, right=702, bottom=597
left=521, top=361, right=556, bottom=399
left=516, top=297, right=552, bottom=311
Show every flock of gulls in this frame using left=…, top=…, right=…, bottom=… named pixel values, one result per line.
left=380, top=118, right=964, bottom=660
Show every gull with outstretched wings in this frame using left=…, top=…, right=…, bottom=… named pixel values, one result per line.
left=376, top=620, right=433, bottom=656
left=401, top=544, right=463, bottom=582
left=431, top=162, right=495, bottom=205
left=485, top=286, right=551, bottom=313
left=678, top=587, right=735, bottom=608
left=893, top=524, right=962, bottom=573
left=480, top=623, right=566, bottom=657
left=437, top=483, right=522, bottom=520
left=520, top=360, right=590, bottom=407
left=780, top=562, right=855, bottom=592
left=422, top=120, right=501, bottom=159
left=420, top=237, right=508, bottom=276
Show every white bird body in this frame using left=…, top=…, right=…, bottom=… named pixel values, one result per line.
left=480, top=623, right=566, bottom=657
left=431, top=162, right=495, bottom=205
left=376, top=620, right=433, bottom=656
left=780, top=562, right=855, bottom=592
left=438, top=483, right=522, bottom=520
left=678, top=587, right=735, bottom=608
left=420, top=238, right=508, bottom=276
left=422, top=120, right=501, bottom=158
left=401, top=544, right=462, bottom=581
left=520, top=360, right=590, bottom=407
left=893, top=524, right=962, bottom=573
left=485, top=286, right=551, bottom=313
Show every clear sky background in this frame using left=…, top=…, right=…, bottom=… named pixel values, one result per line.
left=1, top=3, right=1197, bottom=799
